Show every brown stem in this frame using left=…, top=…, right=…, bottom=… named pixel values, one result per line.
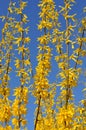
left=17, top=0, right=24, bottom=128
left=65, top=0, right=70, bottom=109
left=34, top=95, right=41, bottom=130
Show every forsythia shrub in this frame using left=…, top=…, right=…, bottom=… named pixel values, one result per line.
left=0, top=0, right=86, bottom=130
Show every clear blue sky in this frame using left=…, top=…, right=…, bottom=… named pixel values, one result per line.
left=0, top=0, right=86, bottom=130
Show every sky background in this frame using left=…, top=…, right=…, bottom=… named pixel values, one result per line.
left=0, top=0, right=86, bottom=129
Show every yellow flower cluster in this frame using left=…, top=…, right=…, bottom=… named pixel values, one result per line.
left=11, top=0, right=31, bottom=129
left=38, top=0, right=57, bottom=30
left=0, top=0, right=86, bottom=130
left=34, top=0, right=57, bottom=99
left=34, top=86, right=56, bottom=129
left=51, top=0, right=86, bottom=129
left=74, top=87, right=86, bottom=130
left=33, top=0, right=58, bottom=129
left=0, top=125, right=12, bottom=130
left=56, top=104, right=75, bottom=129
left=0, top=1, right=15, bottom=128
left=12, top=86, right=28, bottom=128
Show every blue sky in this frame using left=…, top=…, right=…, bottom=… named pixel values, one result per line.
left=0, top=0, right=86, bottom=129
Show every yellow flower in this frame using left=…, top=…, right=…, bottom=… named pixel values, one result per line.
left=20, top=2, right=27, bottom=10
left=15, top=37, right=22, bottom=46
left=82, top=18, right=86, bottom=27
left=15, top=8, right=22, bottom=14
left=18, top=27, right=23, bottom=33
left=24, top=37, right=30, bottom=43
left=20, top=105, right=27, bottom=115
left=8, top=7, right=13, bottom=13
left=22, top=14, right=28, bottom=23
left=6, top=125, right=12, bottom=130
left=14, top=87, right=22, bottom=97
left=21, top=119, right=27, bottom=126
left=12, top=118, right=19, bottom=126
left=15, top=59, right=20, bottom=69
